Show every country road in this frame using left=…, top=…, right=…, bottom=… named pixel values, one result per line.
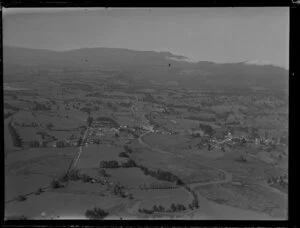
left=73, top=127, right=90, bottom=168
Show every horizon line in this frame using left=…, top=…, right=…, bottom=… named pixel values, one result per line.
left=3, top=45, right=288, bottom=69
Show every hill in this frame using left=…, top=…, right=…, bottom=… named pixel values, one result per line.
left=3, top=46, right=288, bottom=91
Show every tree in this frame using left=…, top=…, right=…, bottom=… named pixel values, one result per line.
left=46, top=123, right=53, bottom=130
left=170, top=203, right=177, bottom=212
left=208, top=144, right=212, bottom=151
left=87, top=116, right=93, bottom=127
left=56, top=140, right=65, bottom=148
left=221, top=145, right=225, bottom=152
left=265, top=131, right=269, bottom=139
left=158, top=205, right=164, bottom=212
left=119, top=152, right=129, bottom=158
left=30, top=140, right=40, bottom=148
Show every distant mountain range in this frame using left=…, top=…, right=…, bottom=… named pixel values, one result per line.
left=3, top=46, right=288, bottom=91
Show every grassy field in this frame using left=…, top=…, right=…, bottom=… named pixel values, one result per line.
left=17, top=127, right=42, bottom=142
left=132, top=188, right=193, bottom=209
left=5, top=147, right=77, bottom=201
left=195, top=182, right=287, bottom=219
left=76, top=145, right=124, bottom=169
left=106, top=168, right=175, bottom=189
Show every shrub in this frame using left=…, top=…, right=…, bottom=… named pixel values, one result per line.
left=129, top=194, right=134, bottom=200
left=98, top=169, right=111, bottom=177
left=112, top=183, right=127, bottom=198
left=68, top=168, right=81, bottom=181
left=124, top=145, right=133, bottom=153
left=81, top=173, right=92, bottom=183
left=85, top=207, right=109, bottom=220
left=58, top=171, right=69, bottom=183
left=99, top=160, right=119, bottom=168
left=119, top=152, right=129, bottom=158
left=121, top=159, right=137, bottom=168
left=17, top=195, right=27, bottom=202
left=50, top=179, right=61, bottom=189
left=35, top=188, right=44, bottom=195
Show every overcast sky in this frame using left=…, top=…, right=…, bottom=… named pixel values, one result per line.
left=3, top=7, right=289, bottom=68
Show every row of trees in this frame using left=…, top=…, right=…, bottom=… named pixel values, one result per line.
left=4, top=112, right=15, bottom=120
left=138, top=203, right=189, bottom=214
left=99, top=160, right=119, bottom=168
left=99, top=159, right=137, bottom=169
left=32, top=101, right=51, bottom=111
left=4, top=102, right=19, bottom=111
left=85, top=207, right=109, bottom=220
left=87, top=116, right=93, bottom=127
left=8, top=122, right=22, bottom=147
left=30, top=140, right=42, bottom=148
left=136, top=165, right=184, bottom=186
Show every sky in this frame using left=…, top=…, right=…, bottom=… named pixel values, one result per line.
left=3, top=7, right=289, bottom=68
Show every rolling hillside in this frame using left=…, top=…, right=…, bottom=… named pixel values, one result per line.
left=4, top=46, right=288, bottom=91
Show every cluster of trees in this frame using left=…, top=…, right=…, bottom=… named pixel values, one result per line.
left=58, top=168, right=92, bottom=183
left=29, top=140, right=41, bottom=148
left=99, top=160, right=119, bottom=168
left=99, top=159, right=137, bottom=169
left=141, top=183, right=178, bottom=190
left=184, top=186, right=199, bottom=209
left=199, top=123, right=215, bottom=137
left=32, top=101, right=51, bottom=111
left=4, top=102, right=19, bottom=111
left=20, top=122, right=39, bottom=128
left=138, top=203, right=188, bottom=214
left=36, top=131, right=56, bottom=141
left=118, top=152, right=129, bottom=158
left=87, top=116, right=93, bottom=127
left=56, top=140, right=66, bottom=148
left=118, top=102, right=132, bottom=108
left=249, top=127, right=260, bottom=139
left=98, top=169, right=111, bottom=177
left=112, top=183, right=128, bottom=198
left=8, top=122, right=22, bottom=147
left=267, top=175, right=288, bottom=187
left=95, top=117, right=120, bottom=128
left=106, top=102, right=118, bottom=112
left=4, top=112, right=15, bottom=119
left=124, top=145, right=133, bottom=153
left=137, top=165, right=184, bottom=186
left=80, top=107, right=92, bottom=115
left=46, top=123, right=53, bottom=130
left=121, top=159, right=137, bottom=168
left=77, top=137, right=83, bottom=146
left=85, top=207, right=109, bottom=220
